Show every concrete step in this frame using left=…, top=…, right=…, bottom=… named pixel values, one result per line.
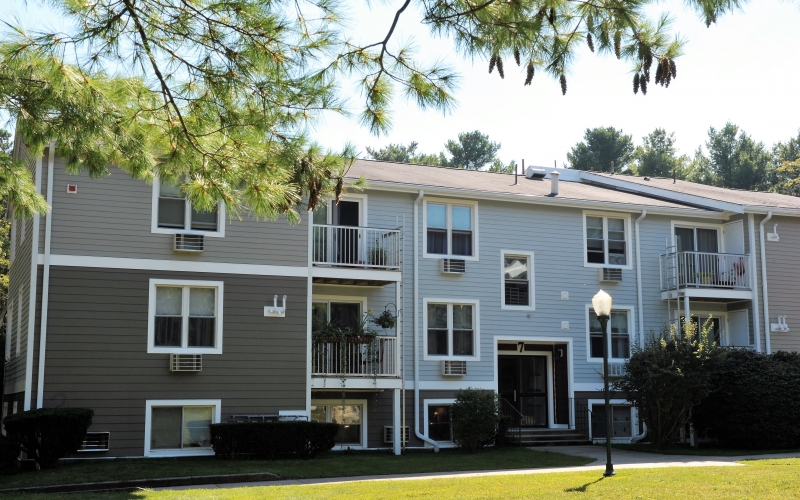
left=520, top=439, right=591, bottom=446
left=505, top=428, right=589, bottom=446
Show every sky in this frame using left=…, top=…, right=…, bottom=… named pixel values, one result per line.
left=5, top=0, right=800, bottom=168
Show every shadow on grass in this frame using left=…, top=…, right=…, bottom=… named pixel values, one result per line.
left=564, top=476, right=606, bottom=493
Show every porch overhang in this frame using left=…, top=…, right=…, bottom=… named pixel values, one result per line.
left=311, top=267, right=401, bottom=287
left=310, top=377, right=402, bottom=390
left=661, top=288, right=753, bottom=302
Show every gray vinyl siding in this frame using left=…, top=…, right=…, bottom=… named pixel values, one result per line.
left=763, top=215, right=800, bottom=352
left=46, top=159, right=308, bottom=267
left=40, top=267, right=308, bottom=457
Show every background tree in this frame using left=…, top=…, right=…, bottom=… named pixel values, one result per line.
left=704, top=123, right=773, bottom=191
left=770, top=131, right=800, bottom=196
left=567, top=127, right=634, bottom=172
left=442, top=131, right=501, bottom=170
left=631, top=129, right=687, bottom=178
left=0, top=129, right=10, bottom=405
left=365, top=142, right=443, bottom=166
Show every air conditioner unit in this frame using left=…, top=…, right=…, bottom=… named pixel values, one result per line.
left=170, top=354, right=202, bottom=372
left=442, top=360, right=467, bottom=376
left=174, top=234, right=204, bottom=253
left=441, top=259, right=466, bottom=275
left=599, top=268, right=622, bottom=283
left=383, top=426, right=411, bottom=444
left=603, top=363, right=626, bottom=377
left=77, top=432, right=110, bottom=452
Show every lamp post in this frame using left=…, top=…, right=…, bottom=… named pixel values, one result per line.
left=592, top=289, right=616, bottom=477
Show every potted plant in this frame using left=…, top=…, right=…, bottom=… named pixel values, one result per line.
left=346, top=314, right=378, bottom=344
left=369, top=248, right=387, bottom=266
left=372, top=309, right=397, bottom=330
left=694, top=271, right=714, bottom=285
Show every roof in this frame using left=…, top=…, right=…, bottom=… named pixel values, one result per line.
left=346, top=160, right=703, bottom=211
left=590, top=173, right=800, bottom=211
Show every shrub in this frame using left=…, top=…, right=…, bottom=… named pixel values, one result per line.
left=210, top=421, right=339, bottom=459
left=613, top=320, right=723, bottom=448
left=3, top=408, right=94, bottom=469
left=450, top=389, right=500, bottom=452
left=0, top=434, right=20, bottom=469
left=694, top=349, right=800, bottom=449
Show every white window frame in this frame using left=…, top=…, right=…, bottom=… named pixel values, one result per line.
left=500, top=250, right=535, bottom=311
left=583, top=211, right=632, bottom=269
left=151, top=179, right=225, bottom=237
left=585, top=304, right=635, bottom=363
left=587, top=399, right=638, bottom=442
left=423, top=298, right=480, bottom=361
left=423, top=198, right=479, bottom=261
left=423, top=398, right=456, bottom=447
left=147, top=279, right=224, bottom=354
left=314, top=194, right=368, bottom=226
left=144, top=399, right=221, bottom=457
left=670, top=220, right=724, bottom=252
left=310, top=399, right=368, bottom=450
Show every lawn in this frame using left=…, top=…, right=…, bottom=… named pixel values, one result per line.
left=3, top=458, right=800, bottom=499
left=0, top=447, right=590, bottom=491
left=612, top=443, right=800, bottom=457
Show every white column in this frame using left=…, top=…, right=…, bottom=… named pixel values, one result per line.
left=393, top=388, right=402, bottom=455
left=683, top=295, right=690, bottom=328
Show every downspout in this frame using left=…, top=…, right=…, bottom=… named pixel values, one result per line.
left=634, top=210, right=647, bottom=346
left=23, top=150, right=43, bottom=410
left=748, top=214, right=762, bottom=352
left=413, top=190, right=439, bottom=451
left=36, top=143, right=55, bottom=408
left=759, top=212, right=773, bottom=354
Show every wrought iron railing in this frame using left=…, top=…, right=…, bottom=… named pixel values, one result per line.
left=499, top=397, right=524, bottom=446
left=660, top=251, right=750, bottom=291
left=312, top=224, right=401, bottom=270
left=311, top=337, right=398, bottom=377
left=572, top=400, right=590, bottom=440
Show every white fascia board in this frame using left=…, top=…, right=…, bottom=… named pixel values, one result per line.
left=744, top=207, right=800, bottom=217
left=579, top=172, right=744, bottom=214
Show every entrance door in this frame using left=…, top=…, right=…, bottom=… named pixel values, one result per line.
left=498, top=355, right=548, bottom=427
left=334, top=201, right=361, bottom=264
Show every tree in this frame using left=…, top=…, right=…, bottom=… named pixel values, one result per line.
left=365, top=142, right=442, bottom=166
left=704, top=123, right=774, bottom=191
left=488, top=159, right=518, bottom=174
left=567, top=127, right=634, bottom=172
left=770, top=131, right=800, bottom=196
left=443, top=131, right=501, bottom=170
left=0, top=0, right=740, bottom=217
left=632, top=129, right=687, bottom=178
left=0, top=129, right=10, bottom=407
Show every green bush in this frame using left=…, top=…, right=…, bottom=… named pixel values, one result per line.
left=694, top=349, right=800, bottom=449
left=3, top=408, right=93, bottom=469
left=450, top=389, right=500, bottom=452
left=210, top=421, right=339, bottom=460
left=0, top=434, right=20, bottom=469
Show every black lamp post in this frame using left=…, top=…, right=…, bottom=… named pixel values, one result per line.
left=592, top=289, right=616, bottom=477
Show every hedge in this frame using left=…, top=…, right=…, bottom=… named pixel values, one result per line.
left=450, top=389, right=501, bottom=452
left=4, top=408, right=94, bottom=469
left=0, top=434, right=19, bottom=469
left=210, top=421, right=339, bottom=459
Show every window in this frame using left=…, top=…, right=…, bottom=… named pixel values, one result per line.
left=312, top=300, right=363, bottom=333
left=424, top=200, right=477, bottom=258
left=145, top=400, right=220, bottom=456
left=148, top=280, right=223, bottom=354
left=152, top=180, right=224, bottom=236
left=424, top=300, right=479, bottom=360
left=428, top=405, right=452, bottom=441
left=502, top=251, right=534, bottom=310
left=588, top=309, right=631, bottom=360
left=584, top=214, right=629, bottom=267
left=591, top=404, right=633, bottom=439
left=310, top=401, right=366, bottom=447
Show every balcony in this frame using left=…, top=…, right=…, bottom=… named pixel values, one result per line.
left=311, top=337, right=399, bottom=386
left=660, top=251, right=752, bottom=300
left=312, top=224, right=401, bottom=286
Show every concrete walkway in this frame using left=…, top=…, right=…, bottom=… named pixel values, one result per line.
left=156, top=446, right=800, bottom=491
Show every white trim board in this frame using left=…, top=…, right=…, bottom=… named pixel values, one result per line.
left=147, top=279, right=224, bottom=354
left=422, top=197, right=480, bottom=261
left=422, top=297, right=481, bottom=362
left=582, top=211, right=633, bottom=270
left=144, top=399, right=222, bottom=457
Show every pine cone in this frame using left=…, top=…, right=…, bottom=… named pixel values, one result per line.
left=497, top=56, right=505, bottom=79
left=614, top=31, right=622, bottom=59
left=644, top=68, right=650, bottom=82
left=644, top=53, right=653, bottom=72
left=640, top=77, right=647, bottom=95
left=633, top=73, right=640, bottom=94
left=560, top=74, right=567, bottom=95
left=525, top=62, right=534, bottom=86
left=669, top=59, right=677, bottom=79
left=489, top=54, right=497, bottom=74
left=587, top=33, right=594, bottom=53
left=655, top=60, right=663, bottom=85
left=514, top=48, right=521, bottom=66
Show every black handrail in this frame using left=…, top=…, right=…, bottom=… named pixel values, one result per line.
left=499, top=397, right=524, bottom=446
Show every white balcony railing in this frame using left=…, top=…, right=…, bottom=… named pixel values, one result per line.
left=311, top=337, right=398, bottom=377
left=660, top=251, right=750, bottom=291
left=312, top=224, right=400, bottom=270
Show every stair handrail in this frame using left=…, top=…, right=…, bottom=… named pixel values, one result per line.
left=499, top=397, right=524, bottom=446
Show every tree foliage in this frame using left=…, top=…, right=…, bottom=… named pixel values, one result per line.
left=702, top=123, right=773, bottom=191
left=770, top=130, right=800, bottom=196
left=365, top=142, right=443, bottom=166
left=450, top=389, right=501, bottom=452
left=631, top=128, right=687, bottom=178
left=567, top=127, right=634, bottom=172
left=443, top=130, right=500, bottom=170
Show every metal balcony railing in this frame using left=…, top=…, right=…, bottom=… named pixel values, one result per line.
left=312, top=224, right=401, bottom=270
left=660, top=251, right=750, bottom=291
left=311, top=337, right=398, bottom=377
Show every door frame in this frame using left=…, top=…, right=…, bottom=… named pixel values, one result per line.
left=672, top=308, right=729, bottom=345
left=670, top=220, right=724, bottom=252
left=323, top=194, right=368, bottom=227
left=493, top=336, right=574, bottom=430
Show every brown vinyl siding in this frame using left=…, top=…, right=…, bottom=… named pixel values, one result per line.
left=764, top=216, right=800, bottom=352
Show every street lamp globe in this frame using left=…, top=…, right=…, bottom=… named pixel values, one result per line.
left=592, top=289, right=613, bottom=317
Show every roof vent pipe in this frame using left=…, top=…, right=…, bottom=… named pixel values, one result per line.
left=550, top=170, right=559, bottom=196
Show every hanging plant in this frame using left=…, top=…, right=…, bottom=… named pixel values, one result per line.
left=373, top=309, right=397, bottom=330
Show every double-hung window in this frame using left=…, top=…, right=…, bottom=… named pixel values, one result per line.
left=502, top=251, right=535, bottom=309
left=153, top=180, right=223, bottom=235
left=425, top=201, right=477, bottom=258
left=585, top=214, right=629, bottom=267
left=425, top=300, right=479, bottom=359
left=311, top=401, right=366, bottom=447
left=145, top=400, right=220, bottom=456
left=588, top=309, right=631, bottom=361
left=148, top=280, right=223, bottom=354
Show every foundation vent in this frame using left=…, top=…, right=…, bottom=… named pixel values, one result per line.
left=383, top=426, right=410, bottom=444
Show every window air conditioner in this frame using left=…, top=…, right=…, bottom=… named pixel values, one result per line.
left=383, top=426, right=411, bottom=444
left=442, top=360, right=467, bottom=376
left=441, top=259, right=466, bottom=275
left=170, top=354, right=203, bottom=372
left=77, top=432, right=110, bottom=452
left=174, top=234, right=204, bottom=253
left=599, top=268, right=622, bottom=283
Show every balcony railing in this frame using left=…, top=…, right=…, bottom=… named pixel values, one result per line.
left=311, top=337, right=398, bottom=377
left=312, top=224, right=401, bottom=270
left=660, top=251, right=750, bottom=291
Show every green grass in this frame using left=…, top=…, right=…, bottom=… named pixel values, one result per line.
left=612, top=443, right=800, bottom=457
left=0, top=447, right=590, bottom=491
left=3, top=458, right=800, bottom=499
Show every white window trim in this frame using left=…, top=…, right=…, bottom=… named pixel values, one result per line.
left=585, top=304, right=635, bottom=363
left=669, top=220, right=724, bottom=252
left=311, top=399, right=369, bottom=450
left=587, top=399, right=638, bottom=442
left=422, top=298, right=480, bottom=361
left=423, top=398, right=456, bottom=447
left=422, top=198, right=479, bottom=261
left=500, top=250, right=535, bottom=311
left=151, top=178, right=226, bottom=237
left=582, top=211, right=632, bottom=270
left=144, top=399, right=221, bottom=457
left=147, top=279, right=224, bottom=354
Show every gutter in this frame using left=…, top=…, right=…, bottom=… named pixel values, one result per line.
left=413, top=190, right=439, bottom=452
left=759, top=212, right=773, bottom=354
left=634, top=210, right=647, bottom=345
left=36, top=143, right=55, bottom=408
